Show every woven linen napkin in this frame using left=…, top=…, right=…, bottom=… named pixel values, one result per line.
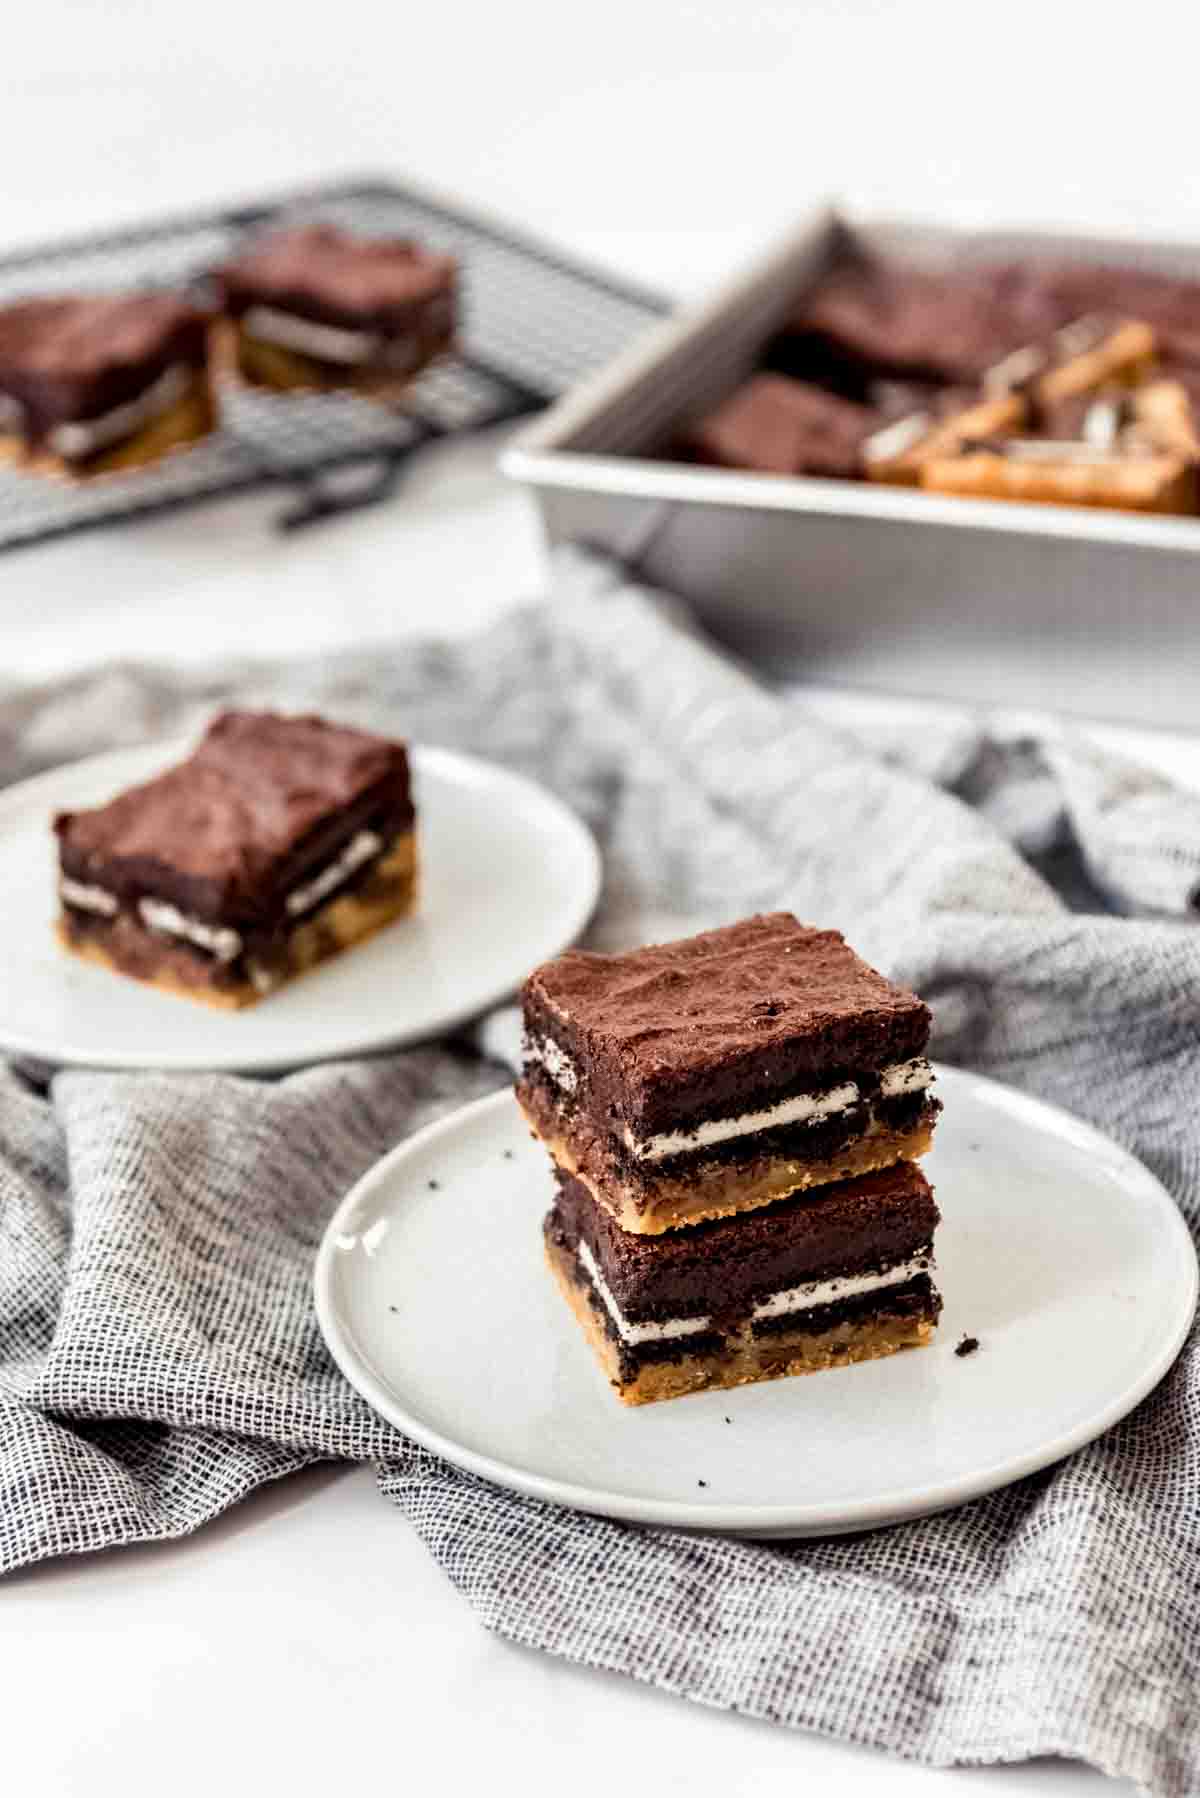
left=3, top=549, right=1200, bottom=1795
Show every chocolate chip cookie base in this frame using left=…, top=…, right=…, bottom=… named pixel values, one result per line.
left=57, top=831, right=417, bottom=1009
left=518, top=1075, right=938, bottom=1234
left=546, top=1231, right=939, bottom=1405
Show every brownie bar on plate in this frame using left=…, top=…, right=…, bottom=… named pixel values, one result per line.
left=545, top=1162, right=942, bottom=1405
left=55, top=710, right=417, bottom=1008
left=523, top=913, right=943, bottom=1404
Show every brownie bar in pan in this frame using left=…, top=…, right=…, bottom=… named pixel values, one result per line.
left=863, top=315, right=1158, bottom=488
left=0, top=293, right=214, bottom=478
left=54, top=710, right=417, bottom=1008
left=916, top=333, right=1198, bottom=515
left=680, top=373, right=877, bottom=479
left=518, top=912, right=938, bottom=1236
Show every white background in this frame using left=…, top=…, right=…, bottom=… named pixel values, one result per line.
left=5, top=3, right=1196, bottom=1789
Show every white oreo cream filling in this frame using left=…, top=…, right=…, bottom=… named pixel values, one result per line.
left=48, top=364, right=193, bottom=459
left=622, top=1083, right=860, bottom=1164
left=69, top=828, right=387, bottom=968
left=243, top=305, right=383, bottom=366
left=60, top=877, right=119, bottom=917
left=139, top=900, right=243, bottom=964
left=577, top=1241, right=710, bottom=1345
left=749, top=1255, right=932, bottom=1322
left=524, top=1034, right=579, bottom=1093
left=879, top=1058, right=934, bottom=1099
left=862, top=411, right=932, bottom=464
left=576, top=1238, right=932, bottom=1348
left=285, top=829, right=381, bottom=917
left=529, top=1037, right=932, bottom=1163
left=243, top=304, right=443, bottom=372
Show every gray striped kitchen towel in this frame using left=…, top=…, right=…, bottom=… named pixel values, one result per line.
left=3, top=549, right=1199, bottom=1794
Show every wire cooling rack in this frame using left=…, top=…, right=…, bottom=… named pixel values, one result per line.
left=0, top=177, right=667, bottom=549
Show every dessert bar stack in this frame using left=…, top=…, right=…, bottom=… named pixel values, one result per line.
left=518, top=913, right=943, bottom=1405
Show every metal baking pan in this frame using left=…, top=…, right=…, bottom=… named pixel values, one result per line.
left=503, top=211, right=1200, bottom=727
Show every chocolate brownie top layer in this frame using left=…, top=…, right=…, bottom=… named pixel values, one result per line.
left=779, top=257, right=1066, bottom=389
left=1027, top=263, right=1200, bottom=364
left=0, top=294, right=209, bottom=433
left=216, top=225, right=457, bottom=332
left=522, top=912, right=930, bottom=1133
left=554, top=1161, right=939, bottom=1322
left=683, top=374, right=875, bottom=479
left=55, top=710, right=412, bottom=923
left=768, top=252, right=1200, bottom=422
left=772, top=253, right=1117, bottom=394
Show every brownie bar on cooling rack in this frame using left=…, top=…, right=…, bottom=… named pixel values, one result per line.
left=54, top=710, right=417, bottom=1008
left=0, top=293, right=214, bottom=478
left=213, top=224, right=457, bottom=398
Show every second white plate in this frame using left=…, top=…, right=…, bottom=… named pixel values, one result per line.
left=315, top=1069, right=1197, bottom=1537
left=0, top=738, right=599, bottom=1073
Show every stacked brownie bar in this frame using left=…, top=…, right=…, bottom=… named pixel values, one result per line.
left=519, top=912, right=942, bottom=1405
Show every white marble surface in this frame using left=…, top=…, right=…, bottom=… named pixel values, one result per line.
left=5, top=4, right=1196, bottom=1789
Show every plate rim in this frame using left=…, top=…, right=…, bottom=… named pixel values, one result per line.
left=314, top=1069, right=1198, bottom=1536
left=0, top=735, right=600, bottom=1074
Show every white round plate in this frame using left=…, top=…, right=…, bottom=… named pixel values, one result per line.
left=315, top=1068, right=1197, bottom=1537
left=0, top=738, right=599, bottom=1073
